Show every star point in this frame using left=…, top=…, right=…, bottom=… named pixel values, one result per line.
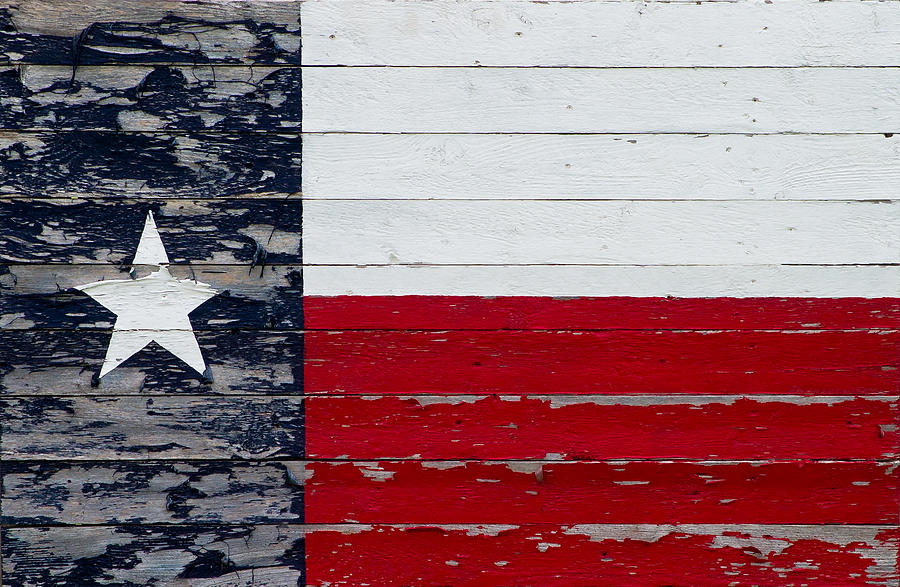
left=77, top=212, right=219, bottom=378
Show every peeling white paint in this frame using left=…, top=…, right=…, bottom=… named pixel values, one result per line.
left=77, top=212, right=218, bottom=377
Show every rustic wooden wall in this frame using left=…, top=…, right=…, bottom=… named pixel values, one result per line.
left=2, top=1, right=900, bottom=585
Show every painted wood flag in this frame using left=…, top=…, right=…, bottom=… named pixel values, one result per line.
left=1, top=1, right=900, bottom=586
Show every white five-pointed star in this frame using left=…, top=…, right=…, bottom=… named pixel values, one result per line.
left=77, top=212, right=218, bottom=378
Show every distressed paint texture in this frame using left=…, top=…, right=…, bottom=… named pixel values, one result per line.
left=4, top=1, right=900, bottom=585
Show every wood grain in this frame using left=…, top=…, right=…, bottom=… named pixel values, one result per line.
left=304, top=264, right=900, bottom=298
left=303, top=133, right=900, bottom=201
left=301, top=1, right=900, bottom=67
left=0, top=64, right=301, bottom=131
left=0, top=131, right=300, bottom=199
left=2, top=264, right=303, bottom=329
left=2, top=524, right=305, bottom=586
left=2, top=0, right=300, bottom=64
left=305, top=395, right=899, bottom=461
left=302, top=67, right=900, bottom=133
left=0, top=198, right=302, bottom=265
left=0, top=330, right=301, bottom=395
left=0, top=396, right=303, bottom=459
left=303, top=200, right=900, bottom=265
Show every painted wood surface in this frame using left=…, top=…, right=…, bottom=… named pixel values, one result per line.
left=0, top=131, right=301, bottom=199
left=305, top=296, right=900, bottom=330
left=305, top=395, right=899, bottom=461
left=304, top=264, right=900, bottom=297
left=304, top=329, right=900, bottom=396
left=302, top=67, right=900, bottom=133
left=302, top=524, right=900, bottom=587
left=1, top=396, right=303, bottom=459
left=301, top=0, right=900, bottom=67
left=1, top=0, right=300, bottom=64
left=0, top=198, right=302, bottom=264
left=2, top=460, right=895, bottom=526
left=0, top=330, right=301, bottom=395
left=303, top=200, right=900, bottom=265
left=2, top=524, right=306, bottom=586
left=2, top=264, right=303, bottom=329
left=0, top=64, right=301, bottom=131
left=7, top=524, right=896, bottom=587
left=303, top=133, right=900, bottom=201
left=4, top=0, right=900, bottom=583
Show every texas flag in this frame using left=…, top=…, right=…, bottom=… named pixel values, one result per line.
left=2, top=1, right=900, bottom=586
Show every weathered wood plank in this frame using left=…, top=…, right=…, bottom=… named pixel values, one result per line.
left=0, top=131, right=300, bottom=199
left=0, top=396, right=303, bottom=459
left=1, top=0, right=300, bottom=65
left=0, top=198, right=302, bottom=265
left=0, top=64, right=301, bottom=131
left=0, top=331, right=301, bottom=395
left=304, top=296, right=900, bottom=330
left=304, top=329, right=900, bottom=396
left=304, top=264, right=900, bottom=298
left=303, top=133, right=900, bottom=201
left=2, top=461, right=305, bottom=526
left=306, top=395, right=899, bottom=461
left=304, top=460, right=899, bottom=524
left=3, top=460, right=895, bottom=526
left=0, top=330, right=301, bottom=394
left=2, top=524, right=305, bottom=586
left=301, top=0, right=900, bottom=67
left=5, top=524, right=896, bottom=587
left=302, top=67, right=900, bottom=133
left=303, top=200, right=900, bottom=266
left=303, top=524, right=900, bottom=586
left=2, top=265, right=303, bottom=329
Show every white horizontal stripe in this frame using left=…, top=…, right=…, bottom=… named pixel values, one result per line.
left=302, top=67, right=900, bottom=133
left=303, top=265, right=900, bottom=298
left=303, top=201, right=899, bottom=265
left=303, top=133, right=900, bottom=200
left=301, top=1, right=900, bottom=67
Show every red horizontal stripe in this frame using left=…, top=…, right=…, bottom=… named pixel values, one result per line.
left=304, top=330, right=898, bottom=395
left=306, top=525, right=900, bottom=587
left=306, top=396, right=898, bottom=460
left=305, top=296, right=900, bottom=330
left=305, top=461, right=898, bottom=525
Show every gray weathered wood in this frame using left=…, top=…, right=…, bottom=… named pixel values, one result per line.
left=1, top=264, right=303, bottom=329
left=2, top=461, right=305, bottom=526
left=0, top=131, right=300, bottom=199
left=0, top=64, right=301, bottom=131
left=2, top=524, right=305, bottom=586
left=0, top=330, right=301, bottom=395
left=2, top=0, right=300, bottom=65
left=0, top=198, right=302, bottom=265
left=0, top=396, right=303, bottom=459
